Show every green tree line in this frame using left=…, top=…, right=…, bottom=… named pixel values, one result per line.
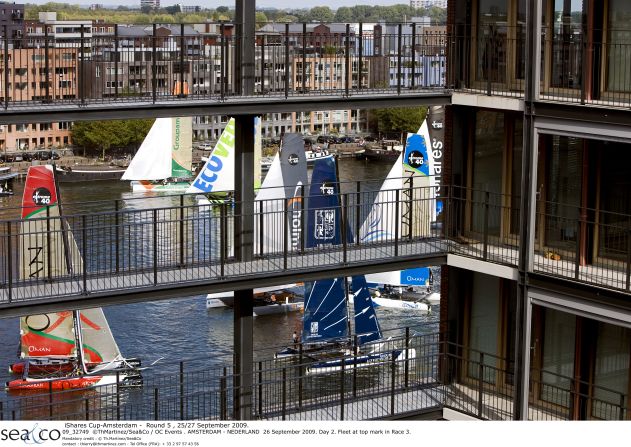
left=25, top=3, right=446, bottom=25
left=72, top=119, right=154, bottom=159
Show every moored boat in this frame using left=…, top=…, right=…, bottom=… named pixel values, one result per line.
left=55, top=165, right=126, bottom=182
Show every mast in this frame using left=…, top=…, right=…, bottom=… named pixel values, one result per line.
left=73, top=310, right=87, bottom=374
left=335, top=155, right=352, bottom=339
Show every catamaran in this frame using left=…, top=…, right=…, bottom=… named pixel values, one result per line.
left=122, top=117, right=193, bottom=192
left=275, top=156, right=416, bottom=373
left=6, top=165, right=142, bottom=391
left=204, top=132, right=309, bottom=314
left=357, top=118, right=440, bottom=311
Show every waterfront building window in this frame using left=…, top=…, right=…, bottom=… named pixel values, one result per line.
left=476, top=0, right=508, bottom=84
left=591, top=323, right=630, bottom=419
left=606, top=0, right=631, bottom=93
left=548, top=0, right=583, bottom=90
left=468, top=274, right=500, bottom=383
left=540, top=308, right=576, bottom=406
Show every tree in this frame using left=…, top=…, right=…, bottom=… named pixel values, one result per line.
left=72, top=119, right=154, bottom=160
left=334, top=7, right=353, bottom=23
left=370, top=107, right=427, bottom=141
left=308, top=6, right=333, bottom=23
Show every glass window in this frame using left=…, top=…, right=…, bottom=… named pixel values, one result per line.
left=541, top=308, right=576, bottom=406
left=472, top=110, right=504, bottom=236
left=607, top=0, right=631, bottom=92
left=592, top=323, right=630, bottom=419
left=550, top=0, right=583, bottom=89
left=468, top=274, right=500, bottom=383
left=477, top=0, right=508, bottom=83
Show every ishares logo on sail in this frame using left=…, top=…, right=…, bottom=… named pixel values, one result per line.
left=32, top=188, right=52, bottom=206
left=287, top=154, right=299, bottom=165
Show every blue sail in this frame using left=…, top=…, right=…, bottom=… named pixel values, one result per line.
left=302, top=157, right=348, bottom=343
left=351, top=275, right=382, bottom=345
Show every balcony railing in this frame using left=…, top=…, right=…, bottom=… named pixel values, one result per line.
left=0, top=22, right=448, bottom=110
left=448, top=24, right=631, bottom=109
left=1, top=332, right=627, bottom=421
left=2, top=182, right=631, bottom=306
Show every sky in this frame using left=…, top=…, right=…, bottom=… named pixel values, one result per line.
left=26, top=0, right=413, bottom=10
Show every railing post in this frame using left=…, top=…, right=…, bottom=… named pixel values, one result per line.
left=114, top=200, right=120, bottom=273
left=48, top=381, right=53, bottom=419
left=574, top=218, right=582, bottom=280
left=568, top=377, right=575, bottom=420
left=483, top=191, right=489, bottom=261
left=358, top=22, right=363, bottom=90
left=80, top=25, right=85, bottom=105
left=340, top=358, right=345, bottom=420
left=405, top=327, right=410, bottom=388
left=486, top=29, right=492, bottom=96
left=626, top=229, right=631, bottom=291
left=394, top=189, right=400, bottom=257
left=114, top=24, right=119, bottom=99
left=82, top=215, right=87, bottom=293
left=220, top=203, right=226, bottom=277
left=179, top=23, right=185, bottom=98
left=397, top=24, right=402, bottom=95
left=342, top=193, right=348, bottom=264
left=154, top=387, right=159, bottom=420
left=478, top=353, right=484, bottom=418
left=152, top=23, right=157, bottom=104
left=179, top=361, right=184, bottom=420
left=355, top=181, right=361, bottom=246
left=300, top=185, right=305, bottom=253
left=283, top=198, right=288, bottom=270
left=281, top=367, right=287, bottom=421
left=298, top=343, right=303, bottom=409
left=619, top=393, right=625, bottom=420
left=258, top=199, right=264, bottom=257
left=220, top=22, right=225, bottom=100
left=44, top=25, right=50, bottom=102
left=260, top=34, right=265, bottom=94
left=46, top=206, right=52, bottom=281
left=345, top=23, right=350, bottom=97
left=284, top=23, right=289, bottom=99
left=116, top=371, right=121, bottom=420
left=0, top=401, right=3, bottom=420
left=6, top=222, right=12, bottom=302
left=301, top=23, right=307, bottom=93
left=409, top=176, right=414, bottom=240
left=352, top=334, right=358, bottom=398
left=153, top=208, right=158, bottom=285
left=390, top=351, right=396, bottom=416
left=85, top=398, right=89, bottom=421
left=410, top=24, right=416, bottom=89
left=257, top=361, right=263, bottom=418
left=580, top=34, right=587, bottom=105
left=179, top=194, right=184, bottom=266
left=3, top=25, right=8, bottom=109
left=220, top=373, right=227, bottom=419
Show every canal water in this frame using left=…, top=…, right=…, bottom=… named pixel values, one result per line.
left=0, top=157, right=440, bottom=401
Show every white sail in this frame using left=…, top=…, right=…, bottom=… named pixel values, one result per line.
left=80, top=308, right=123, bottom=364
left=122, top=118, right=172, bottom=181
left=186, top=118, right=235, bottom=194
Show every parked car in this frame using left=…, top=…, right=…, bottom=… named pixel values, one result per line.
left=35, top=150, right=51, bottom=160
left=196, top=141, right=214, bottom=150
left=50, top=150, right=60, bottom=160
left=13, top=153, right=23, bottom=162
left=22, top=152, right=34, bottom=162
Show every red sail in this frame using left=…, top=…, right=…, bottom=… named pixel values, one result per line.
left=21, top=165, right=58, bottom=219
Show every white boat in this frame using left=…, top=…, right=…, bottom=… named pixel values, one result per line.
left=348, top=291, right=430, bottom=312
left=7, top=165, right=142, bottom=391
left=205, top=284, right=300, bottom=308
left=122, top=117, right=193, bottom=192
left=358, top=118, right=441, bottom=309
left=305, top=148, right=333, bottom=161
left=0, top=166, right=17, bottom=196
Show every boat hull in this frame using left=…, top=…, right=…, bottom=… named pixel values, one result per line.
left=306, top=348, right=417, bottom=375
left=56, top=167, right=126, bottom=182
left=253, top=301, right=303, bottom=316
left=130, top=180, right=191, bottom=192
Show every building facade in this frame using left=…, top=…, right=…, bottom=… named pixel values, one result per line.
left=445, top=0, right=631, bottom=419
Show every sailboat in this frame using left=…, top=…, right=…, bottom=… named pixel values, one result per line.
left=204, top=132, right=309, bottom=313
left=357, top=118, right=440, bottom=311
left=6, top=165, right=142, bottom=391
left=276, top=156, right=416, bottom=373
left=122, top=117, right=193, bottom=192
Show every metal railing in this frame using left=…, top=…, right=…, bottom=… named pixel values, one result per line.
left=0, top=22, right=448, bottom=111
left=2, top=333, right=627, bottom=421
left=0, top=181, right=447, bottom=305
left=448, top=24, right=631, bottom=109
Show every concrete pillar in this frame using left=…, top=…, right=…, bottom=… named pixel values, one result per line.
left=235, top=0, right=256, bottom=96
